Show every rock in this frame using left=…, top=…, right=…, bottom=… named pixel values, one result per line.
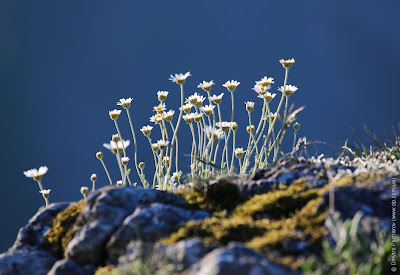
left=118, top=238, right=219, bottom=271
left=188, top=242, right=299, bottom=275
left=107, top=203, right=210, bottom=263
left=65, top=186, right=186, bottom=266
left=47, top=259, right=95, bottom=275
left=318, top=178, right=397, bottom=221
left=0, top=247, right=58, bottom=275
left=236, top=158, right=356, bottom=197
left=12, top=202, right=70, bottom=250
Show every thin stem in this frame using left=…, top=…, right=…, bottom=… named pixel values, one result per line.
left=291, top=130, right=298, bottom=156
left=230, top=92, right=234, bottom=122
left=114, top=120, right=126, bottom=157
left=92, top=180, right=95, bottom=191
left=126, top=110, right=142, bottom=182
left=229, top=131, right=236, bottom=173
left=100, top=159, right=113, bottom=185
left=115, top=152, right=125, bottom=186
left=189, top=124, right=197, bottom=178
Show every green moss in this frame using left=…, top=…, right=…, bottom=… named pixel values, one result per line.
left=44, top=200, right=84, bottom=258
left=233, top=181, right=319, bottom=220
left=176, top=179, right=244, bottom=213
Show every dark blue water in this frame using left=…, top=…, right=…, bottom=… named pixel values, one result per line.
left=1, top=0, right=399, bottom=252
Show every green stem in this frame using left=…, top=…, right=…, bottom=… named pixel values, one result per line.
left=126, top=110, right=142, bottom=182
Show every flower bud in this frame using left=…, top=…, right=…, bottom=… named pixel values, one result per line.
left=293, top=122, right=300, bottom=131
left=139, top=162, right=145, bottom=169
left=80, top=186, right=89, bottom=195
left=96, top=152, right=103, bottom=159
left=90, top=173, right=97, bottom=182
left=112, top=134, right=120, bottom=142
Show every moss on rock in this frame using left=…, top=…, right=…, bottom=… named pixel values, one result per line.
left=44, top=200, right=84, bottom=258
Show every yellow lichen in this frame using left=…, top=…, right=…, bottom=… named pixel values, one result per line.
left=44, top=200, right=84, bottom=258
left=94, top=266, right=118, bottom=275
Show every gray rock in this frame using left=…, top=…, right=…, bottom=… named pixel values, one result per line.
left=0, top=247, right=58, bottom=275
left=107, top=203, right=210, bottom=263
left=65, top=186, right=186, bottom=266
left=118, top=238, right=218, bottom=270
left=12, top=202, right=70, bottom=250
left=188, top=242, right=299, bottom=275
left=47, top=259, right=95, bottom=275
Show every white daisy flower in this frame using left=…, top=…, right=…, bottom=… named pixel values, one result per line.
left=198, top=80, right=215, bottom=92
left=169, top=72, right=191, bottom=84
left=209, top=93, right=224, bottom=104
left=229, top=122, right=238, bottom=131
left=140, top=125, right=153, bottom=137
left=103, top=139, right=130, bottom=154
left=109, top=109, right=122, bottom=120
left=183, top=113, right=196, bottom=124
left=121, top=157, right=130, bottom=165
left=90, top=174, right=97, bottom=182
left=179, top=103, right=193, bottom=114
left=195, top=95, right=206, bottom=108
left=257, top=92, right=277, bottom=103
left=157, top=91, right=169, bottom=102
left=205, top=126, right=224, bottom=141
left=256, top=77, right=274, bottom=87
left=157, top=140, right=169, bottom=150
left=193, top=112, right=203, bottom=123
left=39, top=189, right=51, bottom=198
left=117, top=98, right=133, bottom=109
left=199, top=104, right=215, bottom=116
left=222, top=80, right=240, bottom=92
left=245, top=101, right=255, bottom=112
left=234, top=148, right=246, bottom=159
left=163, top=110, right=175, bottom=122
left=153, top=103, right=166, bottom=114
left=263, top=113, right=277, bottom=122
left=252, top=84, right=271, bottom=95
left=279, top=58, right=295, bottom=69
left=216, top=121, right=231, bottom=132
left=278, top=85, right=298, bottom=97
left=150, top=113, right=164, bottom=124
left=24, top=166, right=48, bottom=181
left=151, top=143, right=160, bottom=152
left=186, top=92, right=201, bottom=105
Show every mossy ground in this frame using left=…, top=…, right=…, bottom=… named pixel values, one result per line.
left=163, top=177, right=356, bottom=269
left=43, top=200, right=84, bottom=258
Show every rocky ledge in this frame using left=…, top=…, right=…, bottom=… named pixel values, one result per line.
left=1, top=158, right=399, bottom=275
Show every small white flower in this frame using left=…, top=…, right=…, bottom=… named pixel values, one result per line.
left=278, top=85, right=298, bottom=97
left=157, top=139, right=169, bottom=150
left=183, top=113, right=196, bottom=124
left=140, top=125, right=153, bottom=137
left=150, top=113, right=164, bottom=124
left=157, top=91, right=169, bottom=102
left=252, top=84, right=271, bottom=95
left=246, top=125, right=255, bottom=134
left=209, top=93, right=224, bottom=104
left=198, top=80, right=215, bottom=92
left=199, top=104, right=215, bottom=116
left=245, top=101, right=255, bottom=112
left=153, top=103, right=166, bottom=114
left=205, top=126, right=224, bottom=141
left=163, top=110, right=175, bottom=122
left=116, top=180, right=123, bottom=186
left=103, top=139, right=130, bottom=154
left=256, top=77, right=274, bottom=87
left=109, top=109, right=122, bottom=120
left=279, top=58, right=295, bottom=69
left=263, top=113, right=277, bottom=122
left=257, top=92, right=276, bottom=103
left=39, top=189, right=51, bottom=197
left=117, top=98, right=133, bottom=109
left=121, top=157, right=130, bottom=165
left=234, top=148, right=246, bottom=158
left=24, top=166, right=48, bottom=181
left=222, top=80, right=240, bottom=92
left=229, top=122, right=238, bottom=131
left=169, top=72, right=191, bottom=84
left=186, top=92, right=201, bottom=105
left=179, top=103, right=193, bottom=114
left=216, top=121, right=231, bottom=132
left=193, top=112, right=203, bottom=123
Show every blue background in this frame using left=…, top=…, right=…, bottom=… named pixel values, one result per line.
left=1, top=0, right=399, bottom=252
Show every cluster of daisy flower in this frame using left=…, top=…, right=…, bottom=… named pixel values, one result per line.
left=24, top=58, right=305, bottom=205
